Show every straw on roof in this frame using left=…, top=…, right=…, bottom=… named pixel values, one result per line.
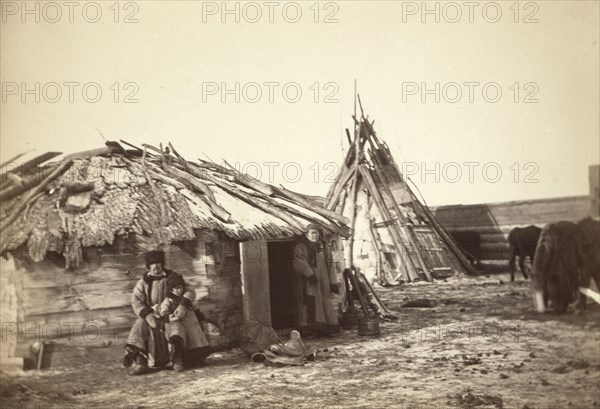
left=0, top=142, right=349, bottom=268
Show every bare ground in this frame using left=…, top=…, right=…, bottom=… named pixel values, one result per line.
left=2, top=271, right=600, bottom=409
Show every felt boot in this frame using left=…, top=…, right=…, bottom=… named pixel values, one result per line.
left=128, top=355, right=148, bottom=376
left=171, top=338, right=184, bottom=373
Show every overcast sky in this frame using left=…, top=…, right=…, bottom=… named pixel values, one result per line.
left=1, top=1, right=598, bottom=206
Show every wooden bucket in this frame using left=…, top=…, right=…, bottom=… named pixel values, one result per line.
left=341, top=309, right=359, bottom=329
left=357, top=316, right=380, bottom=336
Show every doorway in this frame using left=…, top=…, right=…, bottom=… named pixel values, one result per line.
left=267, top=241, right=297, bottom=330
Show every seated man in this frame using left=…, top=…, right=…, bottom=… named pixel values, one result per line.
left=123, top=250, right=211, bottom=375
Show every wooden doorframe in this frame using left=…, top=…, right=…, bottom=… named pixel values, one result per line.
left=239, top=240, right=271, bottom=326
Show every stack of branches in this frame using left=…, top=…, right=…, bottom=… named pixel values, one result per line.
left=131, top=140, right=350, bottom=238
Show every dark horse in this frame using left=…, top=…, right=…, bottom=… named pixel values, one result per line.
left=508, top=225, right=542, bottom=281
left=449, top=231, right=481, bottom=267
left=531, top=218, right=600, bottom=313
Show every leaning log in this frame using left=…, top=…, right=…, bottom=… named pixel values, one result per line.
left=0, top=161, right=73, bottom=232
left=164, top=163, right=216, bottom=202
left=275, top=185, right=350, bottom=225
left=221, top=160, right=273, bottom=196
left=63, top=147, right=111, bottom=161
left=186, top=164, right=306, bottom=232
left=0, top=151, right=62, bottom=187
left=0, top=166, right=58, bottom=202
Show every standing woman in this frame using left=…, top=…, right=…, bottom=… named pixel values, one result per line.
left=292, top=224, right=340, bottom=336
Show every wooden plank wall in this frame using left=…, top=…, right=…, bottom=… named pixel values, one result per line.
left=326, top=234, right=346, bottom=315
left=433, top=195, right=591, bottom=260
left=590, top=165, right=599, bottom=219
left=7, top=231, right=244, bottom=356
left=0, top=256, right=24, bottom=360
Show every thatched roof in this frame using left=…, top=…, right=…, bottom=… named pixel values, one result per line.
left=0, top=142, right=350, bottom=268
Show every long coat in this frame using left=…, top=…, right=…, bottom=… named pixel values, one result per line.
left=125, top=269, right=209, bottom=367
left=292, top=239, right=339, bottom=328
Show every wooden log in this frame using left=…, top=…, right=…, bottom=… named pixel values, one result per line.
left=148, top=171, right=186, bottom=190
left=180, top=189, right=232, bottom=224
left=24, top=281, right=212, bottom=317
left=64, top=182, right=94, bottom=194
left=347, top=166, right=360, bottom=265
left=121, top=157, right=185, bottom=190
left=1, top=151, right=30, bottom=167
left=120, top=139, right=145, bottom=153
left=203, top=160, right=347, bottom=232
left=141, top=143, right=163, bottom=156
left=1, top=174, right=24, bottom=191
left=63, top=147, right=111, bottom=162
left=326, top=147, right=345, bottom=200
left=23, top=261, right=138, bottom=289
left=0, top=166, right=56, bottom=202
left=275, top=185, right=350, bottom=225
left=164, top=163, right=217, bottom=203
left=26, top=305, right=134, bottom=329
left=221, top=159, right=273, bottom=196
left=0, top=161, right=72, bottom=232
left=326, top=165, right=354, bottom=209
left=160, top=161, right=233, bottom=224
left=167, top=142, right=187, bottom=166
left=186, top=165, right=306, bottom=232
left=0, top=152, right=62, bottom=189
left=268, top=195, right=348, bottom=236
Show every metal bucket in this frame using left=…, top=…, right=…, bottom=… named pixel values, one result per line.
left=357, top=316, right=380, bottom=336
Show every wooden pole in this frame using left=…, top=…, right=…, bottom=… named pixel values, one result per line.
left=358, top=164, right=419, bottom=281
left=0, top=161, right=72, bottom=233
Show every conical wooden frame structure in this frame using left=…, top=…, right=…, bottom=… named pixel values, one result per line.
left=326, top=112, right=476, bottom=284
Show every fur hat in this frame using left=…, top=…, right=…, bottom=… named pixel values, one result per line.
left=304, top=223, right=320, bottom=233
left=145, top=250, right=165, bottom=268
left=166, top=273, right=185, bottom=292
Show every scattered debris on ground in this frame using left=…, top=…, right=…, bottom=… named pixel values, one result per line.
left=1, top=272, right=599, bottom=408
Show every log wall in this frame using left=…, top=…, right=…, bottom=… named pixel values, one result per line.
left=591, top=165, right=599, bottom=219
left=0, top=256, right=25, bottom=361
left=5, top=230, right=244, bottom=359
left=433, top=195, right=591, bottom=260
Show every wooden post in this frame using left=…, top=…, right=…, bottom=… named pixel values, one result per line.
left=590, top=165, right=599, bottom=218
left=239, top=241, right=271, bottom=326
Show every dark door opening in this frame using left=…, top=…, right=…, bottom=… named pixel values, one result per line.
left=268, top=241, right=297, bottom=330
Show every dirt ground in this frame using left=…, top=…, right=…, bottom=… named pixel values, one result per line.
left=2, top=269, right=600, bottom=409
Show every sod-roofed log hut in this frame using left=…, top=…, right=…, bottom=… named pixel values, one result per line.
left=0, top=142, right=350, bottom=361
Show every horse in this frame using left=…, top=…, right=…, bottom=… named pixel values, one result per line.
left=530, top=218, right=600, bottom=313
left=508, top=225, right=542, bottom=281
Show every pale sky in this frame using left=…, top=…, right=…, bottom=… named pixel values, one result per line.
left=1, top=0, right=598, bottom=206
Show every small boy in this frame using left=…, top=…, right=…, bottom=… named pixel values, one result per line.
left=157, top=273, right=215, bottom=368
